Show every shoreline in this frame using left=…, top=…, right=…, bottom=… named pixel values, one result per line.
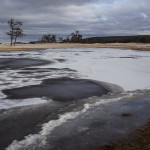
left=91, top=121, right=150, bottom=150
left=0, top=43, right=150, bottom=51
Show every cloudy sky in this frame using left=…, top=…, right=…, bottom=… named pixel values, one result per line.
left=0, top=0, right=150, bottom=42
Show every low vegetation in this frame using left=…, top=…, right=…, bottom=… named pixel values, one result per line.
left=91, top=121, right=150, bottom=150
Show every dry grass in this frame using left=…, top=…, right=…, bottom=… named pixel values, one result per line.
left=91, top=122, right=150, bottom=150
left=0, top=43, right=150, bottom=51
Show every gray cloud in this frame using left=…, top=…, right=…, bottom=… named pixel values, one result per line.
left=0, top=0, right=150, bottom=42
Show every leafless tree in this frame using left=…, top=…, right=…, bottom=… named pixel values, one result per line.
left=6, top=18, right=24, bottom=45
left=6, top=18, right=15, bottom=45
left=58, top=37, right=63, bottom=43
left=14, top=21, right=24, bottom=45
left=41, top=34, right=57, bottom=43
left=70, top=31, right=82, bottom=43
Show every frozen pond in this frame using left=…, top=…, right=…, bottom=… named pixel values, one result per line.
left=0, top=48, right=150, bottom=109
left=0, top=48, right=150, bottom=150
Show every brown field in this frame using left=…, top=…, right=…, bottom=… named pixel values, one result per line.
left=0, top=43, right=150, bottom=51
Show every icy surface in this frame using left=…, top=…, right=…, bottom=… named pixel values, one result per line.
left=38, top=48, right=150, bottom=90
left=0, top=48, right=150, bottom=150
left=28, top=48, right=150, bottom=91
left=6, top=93, right=134, bottom=150
left=0, top=48, right=150, bottom=110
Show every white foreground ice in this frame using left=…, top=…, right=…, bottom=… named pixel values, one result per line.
left=0, top=48, right=150, bottom=109
left=41, top=48, right=150, bottom=91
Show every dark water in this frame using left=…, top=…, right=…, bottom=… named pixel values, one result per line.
left=0, top=58, right=51, bottom=69
left=45, top=96, right=150, bottom=150
left=1, top=91, right=150, bottom=150
left=3, top=78, right=109, bottom=101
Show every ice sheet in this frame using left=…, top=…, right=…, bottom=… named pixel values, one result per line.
left=0, top=48, right=150, bottom=110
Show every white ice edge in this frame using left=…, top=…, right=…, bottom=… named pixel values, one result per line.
left=0, top=98, right=48, bottom=110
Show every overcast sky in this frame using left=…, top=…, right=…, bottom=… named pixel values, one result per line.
left=0, top=0, right=150, bottom=42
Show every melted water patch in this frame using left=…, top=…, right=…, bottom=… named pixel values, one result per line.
left=0, top=58, right=51, bottom=69
left=3, top=78, right=109, bottom=101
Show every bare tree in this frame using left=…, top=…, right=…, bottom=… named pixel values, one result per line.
left=6, top=18, right=15, bottom=45
left=41, top=34, right=51, bottom=43
left=70, top=31, right=82, bottom=43
left=51, top=35, right=56, bottom=43
left=41, top=34, right=57, bottom=43
left=58, top=37, right=63, bottom=43
left=63, top=36, right=70, bottom=43
left=6, top=18, right=24, bottom=45
left=14, top=21, right=24, bottom=45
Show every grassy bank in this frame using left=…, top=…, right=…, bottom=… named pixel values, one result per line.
left=0, top=43, right=150, bottom=51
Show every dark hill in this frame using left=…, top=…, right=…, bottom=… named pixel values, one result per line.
left=82, top=35, right=150, bottom=43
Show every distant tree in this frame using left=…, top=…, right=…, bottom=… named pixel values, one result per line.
left=41, top=34, right=57, bottom=43
left=70, top=31, right=82, bottom=43
left=63, top=36, right=70, bottom=43
left=6, top=18, right=15, bottom=45
left=41, top=34, right=51, bottom=43
left=6, top=18, right=24, bottom=45
left=58, top=37, right=63, bottom=43
left=51, top=35, right=57, bottom=43
left=13, top=21, right=24, bottom=45
left=140, top=37, right=146, bottom=43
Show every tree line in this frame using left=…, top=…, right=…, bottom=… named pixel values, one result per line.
left=6, top=18, right=150, bottom=44
left=30, top=30, right=83, bottom=44
left=82, top=35, right=150, bottom=43
left=31, top=34, right=150, bottom=44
